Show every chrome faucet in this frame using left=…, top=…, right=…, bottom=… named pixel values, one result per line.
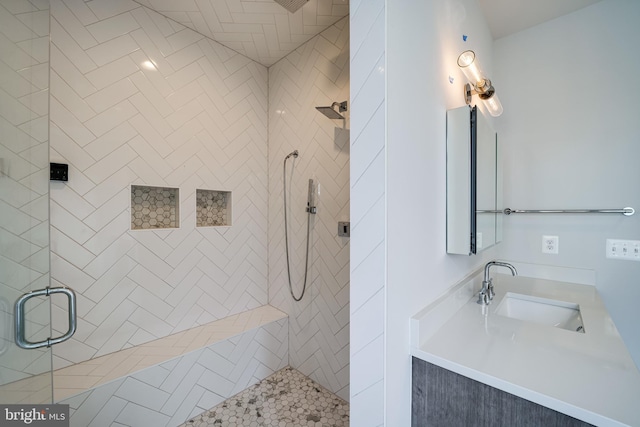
left=477, top=261, right=517, bottom=305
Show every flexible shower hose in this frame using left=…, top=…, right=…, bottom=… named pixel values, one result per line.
left=283, top=153, right=312, bottom=301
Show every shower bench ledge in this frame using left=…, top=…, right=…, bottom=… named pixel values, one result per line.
left=53, top=305, right=287, bottom=402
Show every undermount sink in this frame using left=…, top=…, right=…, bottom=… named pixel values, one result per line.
left=495, top=292, right=585, bottom=333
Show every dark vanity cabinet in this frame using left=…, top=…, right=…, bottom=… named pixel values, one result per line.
left=411, top=358, right=594, bottom=427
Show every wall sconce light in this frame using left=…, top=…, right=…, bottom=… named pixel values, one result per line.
left=457, top=50, right=503, bottom=117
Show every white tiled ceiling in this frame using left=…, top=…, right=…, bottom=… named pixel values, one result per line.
left=132, top=0, right=349, bottom=66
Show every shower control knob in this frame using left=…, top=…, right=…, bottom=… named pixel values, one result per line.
left=338, top=221, right=350, bottom=237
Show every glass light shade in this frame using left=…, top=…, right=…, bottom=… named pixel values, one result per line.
left=484, top=93, right=503, bottom=117
left=457, top=50, right=484, bottom=84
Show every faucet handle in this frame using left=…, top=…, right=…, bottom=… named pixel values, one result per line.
left=476, top=291, right=491, bottom=305
left=477, top=291, right=488, bottom=305
left=477, top=283, right=491, bottom=305
left=487, top=278, right=495, bottom=300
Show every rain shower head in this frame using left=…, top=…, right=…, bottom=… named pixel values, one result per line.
left=273, top=0, right=309, bottom=14
left=316, top=101, right=348, bottom=120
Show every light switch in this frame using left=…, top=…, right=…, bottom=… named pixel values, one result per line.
left=606, top=239, right=640, bottom=261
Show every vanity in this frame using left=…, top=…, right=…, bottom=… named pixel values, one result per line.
left=410, top=272, right=640, bottom=426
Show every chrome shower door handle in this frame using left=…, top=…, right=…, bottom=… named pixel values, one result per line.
left=15, top=287, right=77, bottom=349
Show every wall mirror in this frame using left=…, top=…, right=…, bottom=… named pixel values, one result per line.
left=446, top=105, right=501, bottom=255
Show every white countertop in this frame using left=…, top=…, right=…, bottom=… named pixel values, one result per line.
left=411, top=273, right=640, bottom=427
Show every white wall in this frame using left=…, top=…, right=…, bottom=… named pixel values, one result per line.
left=268, top=18, right=350, bottom=401
left=351, top=0, right=640, bottom=425
left=349, top=0, right=497, bottom=425
left=385, top=0, right=497, bottom=425
left=494, top=0, right=640, bottom=367
left=48, top=0, right=269, bottom=369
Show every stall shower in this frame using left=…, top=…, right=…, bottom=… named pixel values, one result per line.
left=0, top=0, right=350, bottom=424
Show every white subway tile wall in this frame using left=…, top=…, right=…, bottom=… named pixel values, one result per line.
left=268, top=18, right=350, bottom=401
left=349, top=0, right=386, bottom=425
left=60, top=316, right=288, bottom=426
left=49, top=0, right=269, bottom=369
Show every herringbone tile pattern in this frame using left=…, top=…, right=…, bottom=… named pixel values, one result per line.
left=60, top=316, right=288, bottom=427
left=0, top=0, right=53, bottom=398
left=49, top=0, right=269, bottom=370
left=349, top=0, right=385, bottom=424
left=53, top=305, right=286, bottom=401
left=4, top=0, right=354, bottom=413
left=133, top=0, right=349, bottom=66
left=268, top=17, right=350, bottom=401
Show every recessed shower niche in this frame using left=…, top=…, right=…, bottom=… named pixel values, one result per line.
left=196, top=189, right=232, bottom=227
left=130, top=185, right=179, bottom=230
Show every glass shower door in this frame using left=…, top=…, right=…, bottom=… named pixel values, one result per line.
left=0, top=0, right=53, bottom=404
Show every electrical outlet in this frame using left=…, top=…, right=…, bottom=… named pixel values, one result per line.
left=542, top=235, right=559, bottom=254
left=606, top=239, right=640, bottom=261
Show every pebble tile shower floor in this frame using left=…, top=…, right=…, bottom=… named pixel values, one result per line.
left=180, top=367, right=349, bottom=426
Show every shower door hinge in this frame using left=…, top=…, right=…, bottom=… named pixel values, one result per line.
left=338, top=221, right=350, bottom=237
